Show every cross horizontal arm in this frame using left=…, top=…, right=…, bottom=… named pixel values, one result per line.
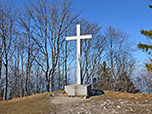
left=80, top=34, right=92, bottom=39
left=66, top=36, right=78, bottom=40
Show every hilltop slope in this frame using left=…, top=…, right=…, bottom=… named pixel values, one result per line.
left=0, top=91, right=152, bottom=114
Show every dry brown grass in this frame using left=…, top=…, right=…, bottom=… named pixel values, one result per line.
left=0, top=92, right=56, bottom=114
left=98, top=91, right=152, bottom=101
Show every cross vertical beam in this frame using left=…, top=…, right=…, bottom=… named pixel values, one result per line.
left=66, top=24, right=92, bottom=85
left=77, top=24, right=81, bottom=84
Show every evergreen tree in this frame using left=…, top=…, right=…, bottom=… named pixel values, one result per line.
left=97, top=61, right=111, bottom=90
left=116, top=72, right=137, bottom=93
left=138, top=2, right=152, bottom=92
left=138, top=2, right=152, bottom=71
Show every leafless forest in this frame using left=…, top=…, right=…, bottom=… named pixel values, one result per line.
left=0, top=0, right=151, bottom=100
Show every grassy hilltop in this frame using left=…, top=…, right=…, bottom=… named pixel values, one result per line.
left=0, top=91, right=152, bottom=114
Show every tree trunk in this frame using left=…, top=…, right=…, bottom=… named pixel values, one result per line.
left=49, top=68, right=54, bottom=92
left=4, top=54, right=8, bottom=100
left=24, top=72, right=28, bottom=96
left=45, top=72, right=49, bottom=92
left=20, top=53, right=24, bottom=97
left=14, top=59, right=17, bottom=97
left=17, top=50, right=20, bottom=97
left=58, top=59, right=61, bottom=90
left=3, top=35, right=8, bottom=100
left=65, top=41, right=67, bottom=86
left=85, top=49, right=89, bottom=84
left=0, top=49, right=2, bottom=97
left=50, top=75, right=52, bottom=92
left=24, top=33, right=31, bottom=97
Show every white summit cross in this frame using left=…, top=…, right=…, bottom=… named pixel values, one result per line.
left=66, top=24, right=92, bottom=85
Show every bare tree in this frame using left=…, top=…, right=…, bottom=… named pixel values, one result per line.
left=23, top=0, right=80, bottom=92
left=137, top=69, right=152, bottom=94
left=18, top=6, right=37, bottom=96
left=0, top=4, right=17, bottom=100
left=103, top=26, right=136, bottom=92
left=9, top=36, right=26, bottom=98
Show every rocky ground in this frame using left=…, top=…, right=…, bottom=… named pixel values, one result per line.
left=50, top=93, right=152, bottom=114
left=0, top=91, right=152, bottom=114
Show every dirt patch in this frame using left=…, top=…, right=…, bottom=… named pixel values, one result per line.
left=51, top=96, right=87, bottom=105
left=49, top=93, right=152, bottom=114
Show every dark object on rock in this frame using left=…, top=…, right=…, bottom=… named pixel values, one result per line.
left=89, top=89, right=104, bottom=96
left=50, top=94, right=55, bottom=97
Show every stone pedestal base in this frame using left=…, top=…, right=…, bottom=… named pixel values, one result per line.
left=65, top=84, right=91, bottom=96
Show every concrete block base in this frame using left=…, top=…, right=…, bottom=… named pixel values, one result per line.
left=65, top=84, right=91, bottom=96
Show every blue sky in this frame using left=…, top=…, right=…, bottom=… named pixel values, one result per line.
left=73, top=0, right=152, bottom=66
left=1, top=0, right=152, bottom=67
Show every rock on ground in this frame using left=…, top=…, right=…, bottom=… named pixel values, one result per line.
left=50, top=96, right=152, bottom=114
